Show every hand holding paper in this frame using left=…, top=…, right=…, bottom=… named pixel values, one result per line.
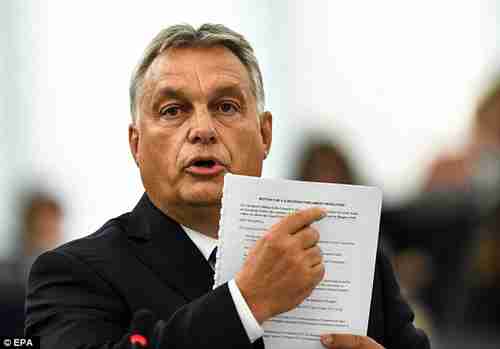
left=215, top=174, right=382, bottom=349
left=235, top=207, right=327, bottom=323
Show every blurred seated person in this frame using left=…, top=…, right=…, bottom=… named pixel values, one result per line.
left=0, top=191, right=63, bottom=336
left=454, top=76, right=500, bottom=334
left=384, top=76, right=500, bottom=333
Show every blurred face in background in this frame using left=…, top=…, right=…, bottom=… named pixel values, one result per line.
left=303, top=150, right=352, bottom=184
left=425, top=92, right=500, bottom=191
left=474, top=93, right=500, bottom=151
left=24, top=197, right=63, bottom=255
left=31, top=205, right=63, bottom=252
left=299, top=144, right=355, bottom=185
left=129, top=46, right=272, bottom=211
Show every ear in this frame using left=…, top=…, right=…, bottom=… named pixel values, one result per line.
left=128, top=123, right=140, bottom=167
left=259, top=111, right=272, bottom=159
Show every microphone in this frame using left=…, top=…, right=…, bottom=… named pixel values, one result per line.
left=151, top=319, right=167, bottom=349
left=129, top=309, right=154, bottom=349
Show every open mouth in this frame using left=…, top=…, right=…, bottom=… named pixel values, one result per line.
left=186, top=158, right=225, bottom=176
left=193, top=159, right=217, bottom=168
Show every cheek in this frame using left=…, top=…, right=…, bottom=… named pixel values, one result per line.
left=139, top=128, right=183, bottom=176
left=226, top=126, right=264, bottom=171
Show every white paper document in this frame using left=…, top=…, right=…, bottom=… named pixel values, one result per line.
left=214, top=174, right=382, bottom=349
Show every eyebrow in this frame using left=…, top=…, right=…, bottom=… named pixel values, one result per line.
left=147, top=86, right=187, bottom=114
left=210, top=85, right=247, bottom=103
left=151, top=83, right=248, bottom=110
left=152, top=87, right=189, bottom=104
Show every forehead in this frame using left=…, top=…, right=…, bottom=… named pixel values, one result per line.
left=143, top=45, right=252, bottom=93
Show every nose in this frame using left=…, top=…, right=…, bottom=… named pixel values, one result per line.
left=187, top=107, right=217, bottom=145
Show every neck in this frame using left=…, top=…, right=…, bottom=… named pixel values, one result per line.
left=154, top=199, right=221, bottom=238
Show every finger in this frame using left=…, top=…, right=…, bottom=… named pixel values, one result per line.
left=295, top=226, right=320, bottom=249
left=304, top=246, right=323, bottom=267
left=320, top=334, right=384, bottom=349
left=310, top=263, right=325, bottom=285
left=275, top=207, right=327, bottom=236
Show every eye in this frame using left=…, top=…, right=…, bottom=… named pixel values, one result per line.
left=216, top=101, right=239, bottom=115
left=159, top=104, right=182, bottom=118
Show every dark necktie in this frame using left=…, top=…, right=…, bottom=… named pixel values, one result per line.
left=208, top=247, right=217, bottom=270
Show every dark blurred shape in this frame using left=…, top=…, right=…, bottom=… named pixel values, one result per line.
left=381, top=179, right=480, bottom=331
left=392, top=249, right=434, bottom=336
left=0, top=190, right=63, bottom=336
left=295, top=139, right=359, bottom=185
left=384, top=76, right=500, bottom=343
left=457, top=77, right=500, bottom=335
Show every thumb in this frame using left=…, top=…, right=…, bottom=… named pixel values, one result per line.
left=320, top=334, right=384, bottom=348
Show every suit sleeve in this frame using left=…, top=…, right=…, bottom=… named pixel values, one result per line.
left=25, top=250, right=255, bottom=349
left=378, top=251, right=431, bottom=349
left=154, top=283, right=258, bottom=349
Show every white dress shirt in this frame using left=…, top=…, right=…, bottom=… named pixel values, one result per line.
left=181, top=225, right=264, bottom=343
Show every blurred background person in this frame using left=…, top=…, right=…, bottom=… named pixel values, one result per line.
left=0, top=190, right=64, bottom=336
left=452, top=77, right=500, bottom=335
left=383, top=75, right=500, bottom=346
left=17, top=191, right=64, bottom=277
left=418, top=75, right=500, bottom=334
left=295, top=137, right=360, bottom=185
left=294, top=91, right=500, bottom=341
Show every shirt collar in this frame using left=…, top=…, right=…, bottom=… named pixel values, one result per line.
left=181, top=224, right=218, bottom=261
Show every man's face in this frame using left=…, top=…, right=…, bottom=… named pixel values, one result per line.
left=129, top=46, right=272, bottom=209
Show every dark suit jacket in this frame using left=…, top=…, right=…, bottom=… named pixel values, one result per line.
left=25, top=194, right=430, bottom=348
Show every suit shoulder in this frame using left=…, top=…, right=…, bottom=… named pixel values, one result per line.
left=25, top=215, right=132, bottom=337
left=50, top=213, right=132, bottom=265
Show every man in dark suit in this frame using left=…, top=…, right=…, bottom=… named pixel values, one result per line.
left=25, top=23, right=430, bottom=349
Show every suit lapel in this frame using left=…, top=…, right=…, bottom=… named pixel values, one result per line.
left=124, top=194, right=215, bottom=302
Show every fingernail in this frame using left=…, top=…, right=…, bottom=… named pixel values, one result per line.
left=321, top=335, right=333, bottom=345
left=320, top=209, right=328, bottom=218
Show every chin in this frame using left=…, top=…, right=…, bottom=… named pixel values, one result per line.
left=181, top=184, right=223, bottom=207
left=184, top=195, right=222, bottom=207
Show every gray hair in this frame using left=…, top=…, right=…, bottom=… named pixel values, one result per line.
left=129, top=23, right=265, bottom=121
